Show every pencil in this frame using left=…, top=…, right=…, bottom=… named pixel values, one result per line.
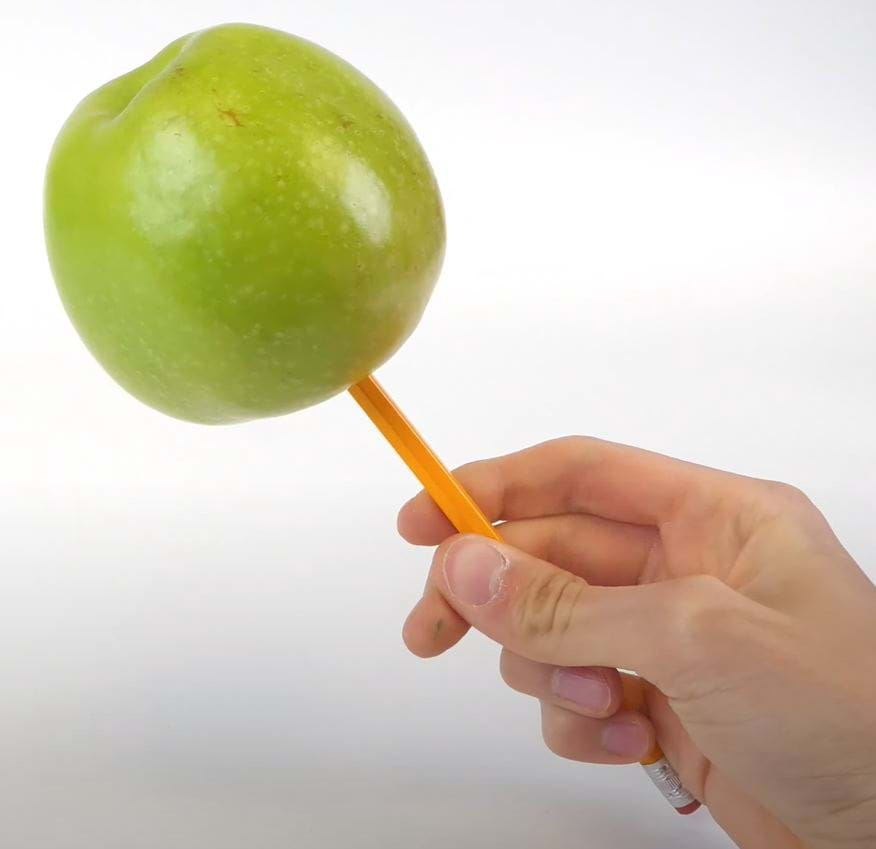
left=349, top=374, right=700, bottom=815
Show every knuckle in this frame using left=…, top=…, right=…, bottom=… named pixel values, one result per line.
left=550, top=436, right=606, bottom=513
left=541, top=706, right=582, bottom=761
left=453, top=456, right=490, bottom=481
left=550, top=435, right=601, bottom=466
left=550, top=434, right=594, bottom=452
left=538, top=435, right=602, bottom=474
left=542, top=726, right=569, bottom=758
left=752, top=481, right=837, bottom=553
left=450, top=458, right=494, bottom=498
left=760, top=480, right=812, bottom=511
left=513, top=569, right=586, bottom=646
left=498, top=650, right=520, bottom=689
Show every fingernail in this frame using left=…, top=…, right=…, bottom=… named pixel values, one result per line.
left=601, top=718, right=649, bottom=757
left=443, top=538, right=507, bottom=606
left=552, top=668, right=612, bottom=714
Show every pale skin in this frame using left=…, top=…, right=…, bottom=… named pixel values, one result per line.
left=398, top=437, right=876, bottom=849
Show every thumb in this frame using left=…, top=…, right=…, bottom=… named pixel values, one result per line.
left=435, top=535, right=747, bottom=693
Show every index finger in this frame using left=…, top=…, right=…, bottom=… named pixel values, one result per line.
left=398, top=436, right=740, bottom=544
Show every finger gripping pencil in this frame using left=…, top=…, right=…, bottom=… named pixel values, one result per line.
left=349, top=374, right=700, bottom=815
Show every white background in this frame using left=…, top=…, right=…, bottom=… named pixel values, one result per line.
left=2, top=1, right=875, bottom=847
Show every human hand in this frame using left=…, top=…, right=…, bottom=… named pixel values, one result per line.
left=398, top=437, right=876, bottom=849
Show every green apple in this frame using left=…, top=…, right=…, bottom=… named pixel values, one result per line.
left=44, top=23, right=444, bottom=423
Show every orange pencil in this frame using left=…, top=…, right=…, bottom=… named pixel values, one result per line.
left=349, top=373, right=700, bottom=815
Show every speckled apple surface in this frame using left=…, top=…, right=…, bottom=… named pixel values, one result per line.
left=44, top=23, right=445, bottom=423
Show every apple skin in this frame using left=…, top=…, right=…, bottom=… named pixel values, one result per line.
left=44, top=23, right=445, bottom=423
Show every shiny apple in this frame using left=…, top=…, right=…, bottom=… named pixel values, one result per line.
left=45, top=23, right=444, bottom=423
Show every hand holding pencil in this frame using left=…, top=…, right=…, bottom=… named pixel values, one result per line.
left=354, top=376, right=876, bottom=849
